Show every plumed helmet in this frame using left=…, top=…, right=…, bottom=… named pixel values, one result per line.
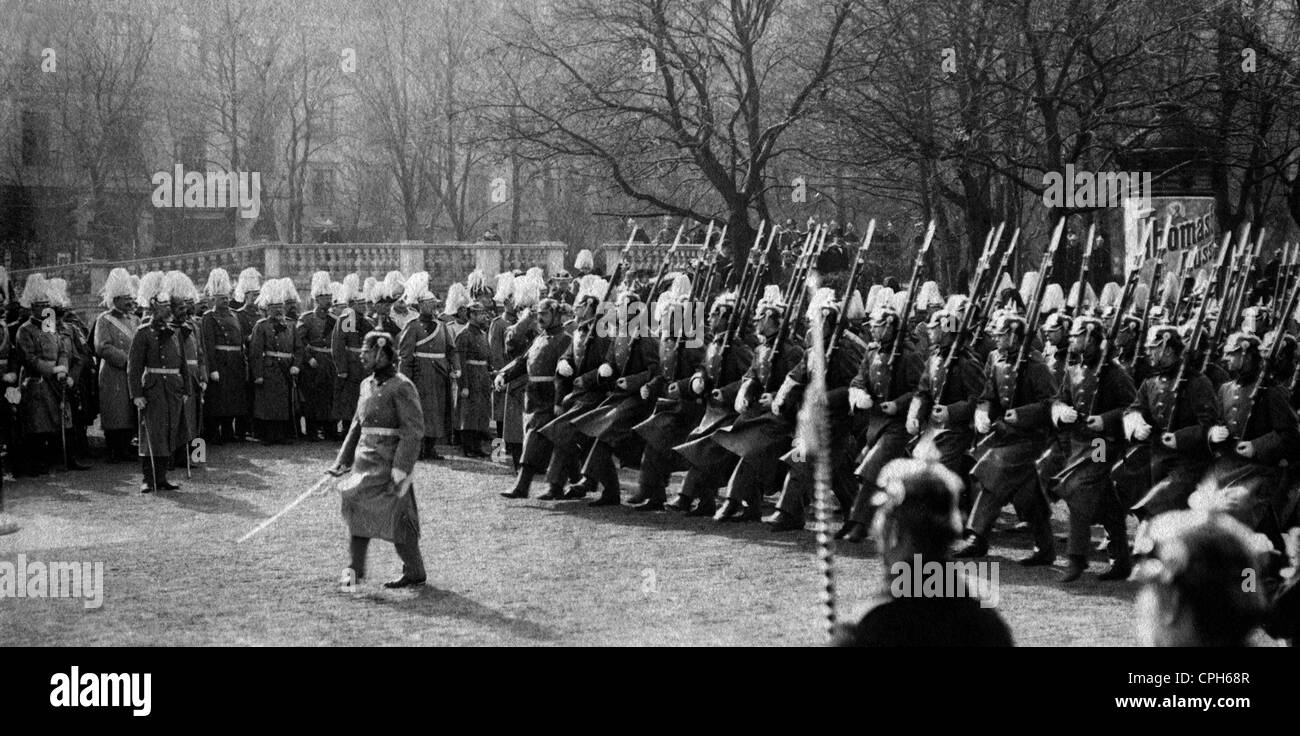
left=234, top=267, right=262, bottom=302
left=101, top=267, right=135, bottom=307
left=204, top=267, right=233, bottom=299
left=310, top=271, right=332, bottom=298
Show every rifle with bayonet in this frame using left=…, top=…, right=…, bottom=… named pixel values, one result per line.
left=826, top=220, right=875, bottom=360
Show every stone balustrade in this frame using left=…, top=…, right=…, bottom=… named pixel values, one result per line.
left=600, top=243, right=707, bottom=276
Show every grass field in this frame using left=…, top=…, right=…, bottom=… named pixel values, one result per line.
left=0, top=440, right=1142, bottom=646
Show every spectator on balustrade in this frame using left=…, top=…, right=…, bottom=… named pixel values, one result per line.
left=627, top=218, right=650, bottom=244
left=481, top=223, right=503, bottom=243
left=652, top=215, right=676, bottom=246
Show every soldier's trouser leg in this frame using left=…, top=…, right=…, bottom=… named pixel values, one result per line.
left=1011, top=484, right=1054, bottom=553
left=775, top=462, right=811, bottom=516
left=725, top=451, right=785, bottom=505
left=967, top=483, right=1013, bottom=538
left=545, top=434, right=592, bottom=489
left=141, top=456, right=161, bottom=489
left=637, top=443, right=677, bottom=503
left=349, top=536, right=370, bottom=578
left=583, top=441, right=620, bottom=498
left=394, top=540, right=426, bottom=580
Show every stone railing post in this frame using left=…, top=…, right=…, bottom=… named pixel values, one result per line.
left=602, top=243, right=622, bottom=276
left=541, top=241, right=567, bottom=275
left=264, top=243, right=282, bottom=278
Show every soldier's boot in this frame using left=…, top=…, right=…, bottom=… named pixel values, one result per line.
left=157, top=458, right=181, bottom=491
left=140, top=457, right=159, bottom=493
left=1096, top=506, right=1132, bottom=581
left=1061, top=554, right=1088, bottom=583
left=506, top=442, right=522, bottom=470
left=536, top=480, right=566, bottom=501
left=712, top=499, right=745, bottom=523
left=1019, top=497, right=1057, bottom=567
left=1096, top=558, right=1132, bottom=582
left=501, top=468, right=534, bottom=499
left=587, top=446, right=621, bottom=507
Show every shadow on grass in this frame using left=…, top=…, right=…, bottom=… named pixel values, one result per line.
left=153, top=486, right=268, bottom=520
left=363, top=585, right=557, bottom=642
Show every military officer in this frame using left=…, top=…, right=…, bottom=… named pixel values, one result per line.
left=397, top=271, right=456, bottom=460
left=128, top=272, right=187, bottom=492
left=300, top=271, right=339, bottom=440
left=95, top=268, right=141, bottom=462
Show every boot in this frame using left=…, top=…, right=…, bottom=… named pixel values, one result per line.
left=140, top=457, right=159, bottom=493
left=501, top=470, right=534, bottom=499
left=1061, top=554, right=1087, bottom=582
left=686, top=496, right=717, bottom=517
left=537, top=484, right=566, bottom=501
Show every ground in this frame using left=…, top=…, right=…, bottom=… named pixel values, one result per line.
left=0, top=441, right=1140, bottom=646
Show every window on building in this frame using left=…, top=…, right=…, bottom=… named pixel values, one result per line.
left=21, top=111, right=52, bottom=167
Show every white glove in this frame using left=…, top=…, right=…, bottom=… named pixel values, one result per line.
left=1161, top=432, right=1177, bottom=449
left=309, top=357, right=318, bottom=368
left=3, top=372, right=16, bottom=384
left=734, top=393, right=749, bottom=413
left=391, top=468, right=411, bottom=496
left=557, top=360, right=573, bottom=377
left=849, top=387, right=871, bottom=410
left=493, top=374, right=506, bottom=392
left=906, top=415, right=921, bottom=435
left=1085, top=415, right=1104, bottom=432
left=1123, top=412, right=1151, bottom=441
left=640, top=385, right=650, bottom=400
left=881, top=401, right=898, bottom=416
left=65, top=376, right=74, bottom=388
left=289, top=366, right=300, bottom=376
left=54, top=365, right=68, bottom=376
left=598, top=363, right=613, bottom=378
left=616, top=377, right=628, bottom=389
left=1208, top=425, right=1229, bottom=444
left=1236, top=441, right=1256, bottom=458
left=771, top=396, right=783, bottom=414
left=1003, top=409, right=1018, bottom=425
left=1051, top=402, right=1078, bottom=426
left=134, top=397, right=147, bottom=409
left=391, top=468, right=408, bottom=484
left=690, top=376, right=705, bottom=395
left=210, top=371, right=220, bottom=381
left=974, top=406, right=991, bottom=434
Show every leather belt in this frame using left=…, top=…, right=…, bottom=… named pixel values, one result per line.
left=308, top=346, right=331, bottom=354
left=529, top=376, right=554, bottom=383
left=265, top=351, right=293, bottom=359
left=186, top=360, right=199, bottom=366
left=145, top=368, right=179, bottom=375
left=466, top=360, right=487, bottom=366
left=415, top=352, right=446, bottom=359
left=361, top=426, right=400, bottom=437
left=215, top=345, right=242, bottom=352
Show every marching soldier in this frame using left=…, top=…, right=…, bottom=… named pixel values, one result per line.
left=572, top=287, right=660, bottom=506
left=1193, top=331, right=1300, bottom=540
left=1123, top=325, right=1220, bottom=529
left=1051, top=315, right=1137, bottom=582
left=95, top=268, right=140, bottom=463
left=540, top=275, right=613, bottom=499
left=955, top=311, right=1059, bottom=564
left=327, top=330, right=427, bottom=590
left=455, top=297, right=495, bottom=458
left=767, top=288, right=867, bottom=530
left=249, top=279, right=303, bottom=444
left=499, top=296, right=573, bottom=498
left=128, top=272, right=186, bottom=492
left=397, top=272, right=455, bottom=460
left=906, top=296, right=984, bottom=507
left=299, top=272, right=339, bottom=440
left=839, top=290, right=925, bottom=542
left=201, top=268, right=248, bottom=444
left=668, top=290, right=755, bottom=515
left=332, top=274, right=372, bottom=435
left=711, top=285, right=802, bottom=527
left=630, top=275, right=704, bottom=510
left=233, top=267, right=262, bottom=440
